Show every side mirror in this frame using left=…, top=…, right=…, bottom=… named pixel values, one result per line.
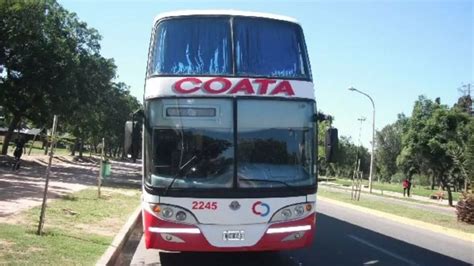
left=124, top=121, right=134, bottom=157
left=314, top=112, right=333, bottom=122
left=124, top=109, right=143, bottom=162
left=325, top=128, right=338, bottom=163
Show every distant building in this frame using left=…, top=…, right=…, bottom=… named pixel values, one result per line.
left=0, top=127, right=46, bottom=142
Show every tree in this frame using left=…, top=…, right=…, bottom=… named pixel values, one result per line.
left=375, top=114, right=407, bottom=182
left=464, top=119, right=474, bottom=188
left=327, top=136, right=370, bottom=179
left=398, top=96, right=437, bottom=187
left=63, top=54, right=117, bottom=157
left=0, top=0, right=101, bottom=154
left=455, top=95, right=473, bottom=115
left=97, top=82, right=141, bottom=157
left=398, top=96, right=470, bottom=206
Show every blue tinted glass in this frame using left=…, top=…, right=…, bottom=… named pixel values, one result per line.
left=151, top=18, right=231, bottom=75
left=235, top=18, right=309, bottom=79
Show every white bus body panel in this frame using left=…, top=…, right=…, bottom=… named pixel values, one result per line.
left=153, top=10, right=299, bottom=25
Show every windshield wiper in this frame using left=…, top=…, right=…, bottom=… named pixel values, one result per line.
left=164, top=155, right=198, bottom=195
left=238, top=178, right=304, bottom=193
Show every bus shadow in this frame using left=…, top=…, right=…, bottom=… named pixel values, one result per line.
left=159, top=251, right=299, bottom=266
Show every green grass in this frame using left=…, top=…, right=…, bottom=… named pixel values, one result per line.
left=26, top=146, right=70, bottom=156
left=0, top=140, right=70, bottom=156
left=318, top=188, right=474, bottom=234
left=0, top=188, right=140, bottom=265
left=332, top=178, right=462, bottom=201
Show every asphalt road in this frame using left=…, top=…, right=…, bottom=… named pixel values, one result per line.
left=129, top=198, right=473, bottom=266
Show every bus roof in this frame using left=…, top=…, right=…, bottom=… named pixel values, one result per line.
left=153, top=10, right=299, bottom=25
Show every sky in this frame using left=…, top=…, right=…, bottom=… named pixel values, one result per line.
left=59, top=0, right=473, bottom=148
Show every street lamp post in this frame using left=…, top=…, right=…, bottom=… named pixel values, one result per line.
left=349, top=87, right=375, bottom=193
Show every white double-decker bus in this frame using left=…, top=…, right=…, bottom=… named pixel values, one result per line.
left=128, top=10, right=336, bottom=252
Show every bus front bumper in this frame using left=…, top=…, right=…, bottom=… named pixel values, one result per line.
left=143, top=210, right=315, bottom=252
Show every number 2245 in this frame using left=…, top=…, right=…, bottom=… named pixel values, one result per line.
left=192, top=201, right=217, bottom=210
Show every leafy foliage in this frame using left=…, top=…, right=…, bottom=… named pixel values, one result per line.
left=381, top=96, right=472, bottom=205
left=321, top=93, right=472, bottom=204
left=0, top=0, right=141, bottom=156
left=317, top=118, right=369, bottom=179
left=375, top=114, right=407, bottom=181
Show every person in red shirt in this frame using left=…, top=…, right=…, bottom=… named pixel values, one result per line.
left=402, top=178, right=412, bottom=197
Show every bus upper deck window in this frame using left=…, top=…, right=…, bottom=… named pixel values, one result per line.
left=150, top=18, right=231, bottom=76
left=234, top=17, right=309, bottom=79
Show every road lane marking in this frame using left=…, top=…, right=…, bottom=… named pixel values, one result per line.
left=348, top=234, right=420, bottom=266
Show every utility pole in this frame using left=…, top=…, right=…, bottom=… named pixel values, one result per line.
left=349, top=87, right=376, bottom=193
left=458, top=83, right=472, bottom=115
left=464, top=83, right=471, bottom=115
left=356, top=117, right=366, bottom=176
left=37, top=115, right=58, bottom=235
left=352, top=117, right=365, bottom=201
left=98, top=138, right=105, bottom=198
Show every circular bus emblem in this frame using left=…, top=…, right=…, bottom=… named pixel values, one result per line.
left=252, top=201, right=270, bottom=217
left=229, top=201, right=240, bottom=210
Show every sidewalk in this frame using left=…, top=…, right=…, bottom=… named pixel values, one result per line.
left=0, top=154, right=141, bottom=222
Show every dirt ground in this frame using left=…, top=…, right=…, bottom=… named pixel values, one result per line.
left=0, top=154, right=141, bottom=223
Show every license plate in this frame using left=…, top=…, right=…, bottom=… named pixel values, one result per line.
left=223, top=230, right=245, bottom=241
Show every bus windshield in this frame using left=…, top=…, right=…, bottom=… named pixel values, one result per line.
left=237, top=100, right=314, bottom=188
left=146, top=98, right=315, bottom=190
left=149, top=16, right=310, bottom=79
left=148, top=98, right=234, bottom=189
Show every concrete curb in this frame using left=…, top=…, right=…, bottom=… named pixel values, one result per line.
left=96, top=205, right=142, bottom=266
left=318, top=196, right=474, bottom=243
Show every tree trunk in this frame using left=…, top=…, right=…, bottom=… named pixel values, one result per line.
left=71, top=138, right=78, bottom=156
left=430, top=175, right=436, bottom=190
left=440, top=177, right=454, bottom=207
left=1, top=115, right=21, bottom=155
left=79, top=138, right=83, bottom=158
left=445, top=185, right=453, bottom=207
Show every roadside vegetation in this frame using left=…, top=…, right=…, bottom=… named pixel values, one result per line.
left=318, top=188, right=474, bottom=234
left=0, top=1, right=141, bottom=159
left=318, top=96, right=474, bottom=207
left=331, top=178, right=462, bottom=201
left=0, top=188, right=140, bottom=265
left=0, top=140, right=71, bottom=157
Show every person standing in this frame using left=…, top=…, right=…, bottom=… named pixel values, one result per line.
left=407, top=178, right=412, bottom=197
left=402, top=178, right=412, bottom=197
left=13, top=137, right=26, bottom=161
left=402, top=178, right=408, bottom=197
left=12, top=137, right=26, bottom=170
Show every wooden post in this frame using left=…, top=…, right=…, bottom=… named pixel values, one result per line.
left=37, top=115, right=58, bottom=235
left=27, top=128, right=42, bottom=156
left=98, top=138, right=104, bottom=198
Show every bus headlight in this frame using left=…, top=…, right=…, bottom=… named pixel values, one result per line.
left=294, top=205, right=305, bottom=216
left=162, top=207, right=174, bottom=218
left=270, top=202, right=314, bottom=223
left=282, top=209, right=292, bottom=219
left=148, top=203, right=198, bottom=224
left=176, top=211, right=187, bottom=221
